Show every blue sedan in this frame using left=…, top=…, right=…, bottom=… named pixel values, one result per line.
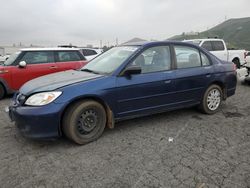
left=8, top=41, right=237, bottom=144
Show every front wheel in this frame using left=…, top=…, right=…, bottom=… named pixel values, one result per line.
left=200, top=85, right=223, bottom=114
left=62, top=100, right=106, bottom=145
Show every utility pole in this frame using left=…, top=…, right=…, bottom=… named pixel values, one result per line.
left=115, top=38, right=118, bottom=46
left=100, top=40, right=102, bottom=49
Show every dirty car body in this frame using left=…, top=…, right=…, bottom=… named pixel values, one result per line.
left=8, top=41, right=237, bottom=142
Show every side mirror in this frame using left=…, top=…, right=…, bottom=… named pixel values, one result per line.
left=18, top=61, right=27, bottom=68
left=122, top=65, right=141, bottom=76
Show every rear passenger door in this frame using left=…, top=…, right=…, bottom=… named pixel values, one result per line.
left=55, top=51, right=87, bottom=71
left=173, top=45, right=213, bottom=105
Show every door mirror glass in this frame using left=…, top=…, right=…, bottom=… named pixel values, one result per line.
left=19, top=61, right=27, bottom=68
left=123, top=66, right=141, bottom=76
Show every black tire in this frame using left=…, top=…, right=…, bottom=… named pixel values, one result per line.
left=233, top=59, right=240, bottom=69
left=199, top=84, right=223, bottom=114
left=0, top=84, right=5, bottom=100
left=62, top=100, right=106, bottom=145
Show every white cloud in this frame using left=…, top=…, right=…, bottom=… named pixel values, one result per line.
left=0, top=0, right=249, bottom=46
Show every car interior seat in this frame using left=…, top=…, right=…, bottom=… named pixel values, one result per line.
left=189, top=53, right=200, bottom=67
left=135, top=55, right=145, bottom=67
left=152, top=48, right=171, bottom=70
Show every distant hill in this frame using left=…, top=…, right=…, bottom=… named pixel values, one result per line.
left=168, top=17, right=250, bottom=50
left=122, top=37, right=147, bottom=44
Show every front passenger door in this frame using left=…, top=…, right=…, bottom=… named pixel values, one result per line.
left=115, top=45, right=176, bottom=118
left=11, top=51, right=56, bottom=90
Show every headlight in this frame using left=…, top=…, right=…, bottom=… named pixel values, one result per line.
left=25, top=91, right=62, bottom=106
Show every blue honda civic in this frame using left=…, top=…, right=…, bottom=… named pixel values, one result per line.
left=7, top=41, right=237, bottom=144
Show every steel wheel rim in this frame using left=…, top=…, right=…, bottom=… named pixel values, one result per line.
left=207, top=88, right=221, bottom=111
left=77, top=109, right=98, bottom=135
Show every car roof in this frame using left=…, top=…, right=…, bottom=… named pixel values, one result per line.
left=120, top=40, right=199, bottom=48
left=79, top=48, right=99, bottom=50
left=184, top=38, right=223, bottom=42
left=20, top=47, right=80, bottom=52
left=79, top=48, right=103, bottom=52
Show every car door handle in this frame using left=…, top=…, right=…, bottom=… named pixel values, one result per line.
left=206, top=74, right=211, bottom=78
left=49, top=66, right=58, bottom=69
left=164, top=80, right=171, bottom=84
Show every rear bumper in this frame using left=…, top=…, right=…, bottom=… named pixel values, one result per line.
left=8, top=102, right=65, bottom=140
left=227, top=87, right=236, bottom=98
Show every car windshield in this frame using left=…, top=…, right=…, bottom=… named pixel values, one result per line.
left=4, top=51, right=21, bottom=66
left=82, top=46, right=139, bottom=74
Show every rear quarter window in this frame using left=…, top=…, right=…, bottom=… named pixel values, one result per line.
left=81, top=49, right=97, bottom=56
left=201, top=52, right=211, bottom=66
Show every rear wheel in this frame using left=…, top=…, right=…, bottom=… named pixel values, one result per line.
left=62, top=100, right=106, bottom=145
left=200, top=84, right=223, bottom=114
left=0, top=84, right=5, bottom=100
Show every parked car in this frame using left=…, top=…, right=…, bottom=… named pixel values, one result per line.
left=0, top=48, right=87, bottom=99
left=239, top=51, right=250, bottom=84
left=235, top=51, right=250, bottom=80
left=0, top=55, right=9, bottom=63
left=245, top=51, right=250, bottom=65
left=7, top=41, right=237, bottom=144
left=184, top=39, right=246, bottom=68
left=79, top=48, right=103, bottom=61
left=241, top=64, right=250, bottom=84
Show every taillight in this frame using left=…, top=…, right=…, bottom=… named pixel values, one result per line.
left=244, top=51, right=248, bottom=59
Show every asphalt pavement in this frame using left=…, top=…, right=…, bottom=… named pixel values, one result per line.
left=0, top=83, right=249, bottom=188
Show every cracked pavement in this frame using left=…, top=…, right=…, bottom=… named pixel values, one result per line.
left=0, top=83, right=250, bottom=188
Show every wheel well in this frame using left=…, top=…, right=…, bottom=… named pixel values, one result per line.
left=232, top=57, right=240, bottom=68
left=59, top=97, right=115, bottom=136
left=0, top=82, right=6, bottom=95
left=232, top=57, right=240, bottom=62
left=209, top=81, right=227, bottom=100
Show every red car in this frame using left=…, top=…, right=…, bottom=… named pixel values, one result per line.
left=0, top=48, right=87, bottom=99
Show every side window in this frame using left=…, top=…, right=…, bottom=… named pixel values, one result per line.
left=174, top=46, right=201, bottom=69
left=131, top=46, right=171, bottom=74
left=201, top=41, right=213, bottom=51
left=201, top=52, right=211, bottom=66
left=82, top=49, right=97, bottom=56
left=20, top=51, right=54, bottom=64
left=57, top=51, right=81, bottom=62
left=211, top=41, right=225, bottom=51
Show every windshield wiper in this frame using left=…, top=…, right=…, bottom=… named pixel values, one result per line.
left=81, top=68, right=100, bottom=74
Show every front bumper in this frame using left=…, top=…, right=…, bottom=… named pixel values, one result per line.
left=7, top=102, right=65, bottom=140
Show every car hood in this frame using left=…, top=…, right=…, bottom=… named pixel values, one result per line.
left=20, top=70, right=103, bottom=96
